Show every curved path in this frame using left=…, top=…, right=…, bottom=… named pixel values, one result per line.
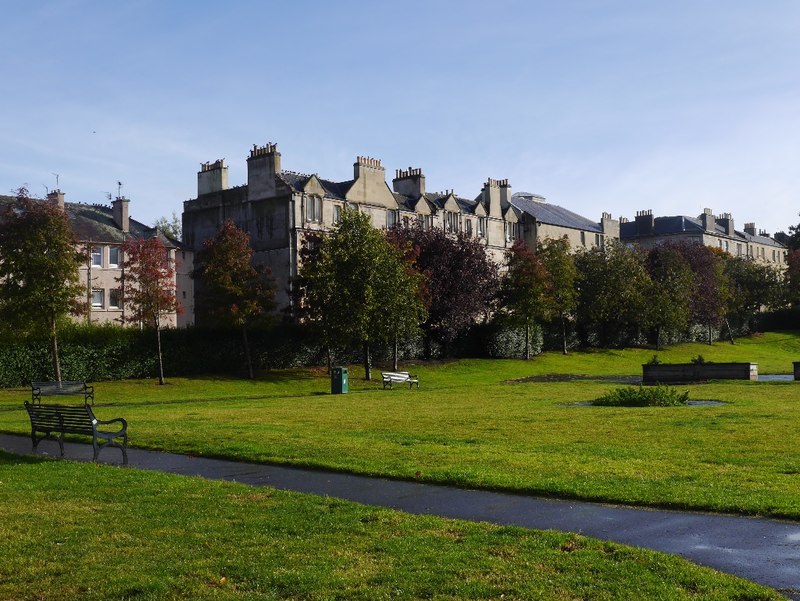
left=2, top=433, right=798, bottom=599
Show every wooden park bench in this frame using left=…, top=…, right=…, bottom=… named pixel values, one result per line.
left=381, top=371, right=420, bottom=390
left=31, top=380, right=94, bottom=406
left=23, top=401, right=128, bottom=464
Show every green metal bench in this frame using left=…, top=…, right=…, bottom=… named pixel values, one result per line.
left=23, top=401, right=128, bottom=464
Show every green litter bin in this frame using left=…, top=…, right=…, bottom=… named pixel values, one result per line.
left=331, top=366, right=348, bottom=394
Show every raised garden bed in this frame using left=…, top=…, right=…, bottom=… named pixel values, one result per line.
left=642, top=362, right=757, bottom=384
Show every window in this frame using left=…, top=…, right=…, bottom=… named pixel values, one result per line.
left=772, top=249, right=777, bottom=262
left=581, top=231, right=586, bottom=247
left=109, top=288, right=121, bottom=309
left=737, top=243, right=742, bottom=256
left=446, top=211, right=459, bottom=234
left=305, top=196, right=322, bottom=223
left=402, top=216, right=410, bottom=229
left=718, top=239, right=723, bottom=248
left=108, top=246, right=120, bottom=267
left=387, top=210, right=398, bottom=228
left=595, top=234, right=601, bottom=247
left=725, top=241, right=729, bottom=252
left=91, top=289, right=104, bottom=308
left=465, top=219, right=473, bottom=237
left=419, top=214, right=434, bottom=230
left=506, top=222, right=519, bottom=243
left=477, top=217, right=487, bottom=238
left=91, top=246, right=102, bottom=267
left=333, top=205, right=342, bottom=225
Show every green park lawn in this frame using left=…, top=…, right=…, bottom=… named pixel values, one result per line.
left=0, top=452, right=782, bottom=600
left=2, top=331, right=800, bottom=518
left=2, top=332, right=799, bottom=599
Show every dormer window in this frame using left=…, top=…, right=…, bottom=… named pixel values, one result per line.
left=305, top=196, right=322, bottom=223
left=446, top=211, right=459, bottom=234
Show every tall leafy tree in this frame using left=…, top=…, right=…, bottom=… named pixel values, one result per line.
left=575, top=241, right=650, bottom=347
left=537, top=237, right=578, bottom=355
left=0, top=188, right=85, bottom=380
left=194, top=220, right=275, bottom=379
left=500, top=240, right=549, bottom=359
left=643, top=244, right=695, bottom=349
left=391, top=227, right=499, bottom=355
left=725, top=256, right=784, bottom=333
left=672, top=243, right=730, bottom=344
left=119, top=237, right=181, bottom=385
left=785, top=249, right=800, bottom=307
left=153, top=212, right=182, bottom=241
left=298, top=209, right=425, bottom=380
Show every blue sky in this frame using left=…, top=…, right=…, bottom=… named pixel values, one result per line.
left=3, top=1, right=799, bottom=235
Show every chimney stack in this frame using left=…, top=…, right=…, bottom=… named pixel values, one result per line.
left=198, top=159, right=229, bottom=195
left=635, top=209, right=654, bottom=235
left=112, top=196, right=130, bottom=233
left=700, top=208, right=715, bottom=232
left=392, top=167, right=425, bottom=198
left=47, top=189, right=65, bottom=210
left=247, top=143, right=281, bottom=199
left=744, top=222, right=756, bottom=236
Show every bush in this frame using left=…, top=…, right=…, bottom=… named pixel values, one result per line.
left=593, top=385, right=689, bottom=407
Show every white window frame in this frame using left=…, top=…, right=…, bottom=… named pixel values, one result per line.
left=91, top=246, right=102, bottom=267
left=478, top=217, right=487, bottom=238
left=387, top=210, right=398, bottom=229
left=108, top=246, right=120, bottom=268
left=305, top=196, right=322, bottom=223
left=91, top=289, right=104, bottom=308
left=333, top=205, right=342, bottom=225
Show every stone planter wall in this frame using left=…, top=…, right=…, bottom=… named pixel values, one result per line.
left=642, top=363, right=758, bottom=383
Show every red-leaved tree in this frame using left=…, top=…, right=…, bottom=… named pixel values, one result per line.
left=119, top=237, right=181, bottom=385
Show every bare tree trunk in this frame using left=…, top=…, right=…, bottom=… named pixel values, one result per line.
left=524, top=317, right=530, bottom=360
left=242, top=325, right=254, bottom=379
left=326, top=345, right=332, bottom=374
left=561, top=313, right=568, bottom=355
left=392, top=333, right=399, bottom=371
left=363, top=341, right=372, bottom=381
left=156, top=323, right=165, bottom=385
left=50, top=317, right=61, bottom=382
left=708, top=322, right=713, bottom=345
left=725, top=318, right=736, bottom=344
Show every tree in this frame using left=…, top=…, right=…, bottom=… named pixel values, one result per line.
left=0, top=187, right=86, bottom=381
left=391, top=227, right=499, bottom=355
left=643, top=244, right=695, bottom=349
left=785, top=249, right=800, bottom=307
left=725, top=256, right=784, bottom=333
left=575, top=241, right=650, bottom=347
left=672, top=243, right=730, bottom=344
left=153, top=212, right=182, bottom=241
left=537, top=237, right=578, bottom=354
left=194, top=220, right=275, bottom=379
left=297, top=209, right=425, bottom=380
left=500, top=240, right=549, bottom=359
left=119, top=237, right=181, bottom=385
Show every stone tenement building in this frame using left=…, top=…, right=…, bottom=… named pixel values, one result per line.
left=0, top=191, right=194, bottom=328
left=181, top=143, right=621, bottom=312
left=620, top=209, right=787, bottom=266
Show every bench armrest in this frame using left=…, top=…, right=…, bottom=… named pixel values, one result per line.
left=94, top=417, right=127, bottom=433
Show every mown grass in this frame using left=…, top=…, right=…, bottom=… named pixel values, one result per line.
left=0, top=452, right=782, bottom=600
left=2, top=332, right=800, bottom=518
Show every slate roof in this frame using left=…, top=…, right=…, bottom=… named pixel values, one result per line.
left=510, top=192, right=601, bottom=233
left=278, top=172, right=354, bottom=200
left=0, top=195, right=184, bottom=249
left=620, top=214, right=786, bottom=249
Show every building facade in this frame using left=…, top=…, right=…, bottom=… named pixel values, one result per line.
left=0, top=191, right=194, bottom=328
left=182, top=143, right=619, bottom=312
left=620, top=208, right=787, bottom=267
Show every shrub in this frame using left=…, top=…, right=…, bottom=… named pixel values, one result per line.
left=593, top=385, right=689, bottom=407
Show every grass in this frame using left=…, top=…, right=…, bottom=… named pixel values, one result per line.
left=2, top=332, right=800, bottom=519
left=0, top=452, right=782, bottom=600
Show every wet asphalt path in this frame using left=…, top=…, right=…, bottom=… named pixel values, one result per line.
left=2, top=433, right=798, bottom=599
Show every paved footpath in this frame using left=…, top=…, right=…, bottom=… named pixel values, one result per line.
left=2, top=433, right=799, bottom=600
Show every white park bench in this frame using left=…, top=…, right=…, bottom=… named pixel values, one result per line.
left=381, top=371, right=420, bottom=390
